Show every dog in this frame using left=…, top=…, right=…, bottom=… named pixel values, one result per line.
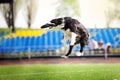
left=41, top=17, right=89, bottom=58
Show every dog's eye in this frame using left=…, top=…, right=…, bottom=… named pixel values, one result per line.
left=50, top=19, right=56, bottom=23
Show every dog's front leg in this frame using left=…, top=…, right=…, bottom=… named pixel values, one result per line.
left=66, top=32, right=77, bottom=55
left=61, top=45, right=74, bottom=58
left=65, top=45, right=74, bottom=56
left=61, top=32, right=77, bottom=58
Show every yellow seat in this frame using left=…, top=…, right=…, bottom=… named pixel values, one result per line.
left=16, top=30, right=21, bottom=37
left=39, top=29, right=47, bottom=36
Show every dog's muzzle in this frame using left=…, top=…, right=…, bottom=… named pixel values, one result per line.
left=41, top=23, right=55, bottom=28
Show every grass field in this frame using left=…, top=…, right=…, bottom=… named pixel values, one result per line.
left=0, top=64, right=120, bottom=80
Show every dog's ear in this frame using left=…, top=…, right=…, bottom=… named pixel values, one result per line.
left=57, top=18, right=64, bottom=25
left=50, top=18, right=56, bottom=23
left=50, top=18, right=64, bottom=26
left=58, top=18, right=64, bottom=22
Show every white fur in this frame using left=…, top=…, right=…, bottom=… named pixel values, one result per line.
left=75, top=52, right=84, bottom=56
left=70, top=32, right=77, bottom=45
left=60, top=18, right=65, bottom=28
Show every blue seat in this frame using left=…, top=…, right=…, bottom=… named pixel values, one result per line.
left=30, top=36, right=35, bottom=46
left=35, top=36, right=41, bottom=46
left=0, top=46, right=3, bottom=53
left=10, top=38, right=16, bottom=53
left=31, top=36, right=41, bottom=52
left=20, top=37, right=25, bottom=52
left=52, top=31, right=61, bottom=50
left=0, top=37, right=4, bottom=53
left=45, top=31, right=52, bottom=50
left=15, top=37, right=22, bottom=53
left=117, top=28, right=120, bottom=33
left=73, top=45, right=80, bottom=51
left=100, top=29, right=107, bottom=43
left=3, top=38, right=11, bottom=53
left=106, top=29, right=113, bottom=44
left=112, top=28, right=118, bottom=36
left=25, top=37, right=30, bottom=46
left=20, top=37, right=30, bottom=52
left=57, top=30, right=64, bottom=48
left=40, top=34, right=48, bottom=51
left=95, top=29, right=101, bottom=41
left=0, top=32, right=4, bottom=37
left=16, top=37, right=21, bottom=46
left=34, top=36, right=41, bottom=51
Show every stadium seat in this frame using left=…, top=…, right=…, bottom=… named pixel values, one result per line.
left=40, top=34, right=48, bottom=51
left=100, top=29, right=108, bottom=43
left=52, top=31, right=58, bottom=50
left=106, top=29, right=112, bottom=43
left=117, top=28, right=120, bottom=33
left=0, top=37, right=5, bottom=53
left=34, top=36, right=41, bottom=51
left=15, top=37, right=22, bottom=53
left=46, top=31, right=52, bottom=49
left=0, top=32, right=4, bottom=37
left=3, top=38, right=11, bottom=53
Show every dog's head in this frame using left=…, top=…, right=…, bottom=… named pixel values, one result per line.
left=50, top=18, right=64, bottom=26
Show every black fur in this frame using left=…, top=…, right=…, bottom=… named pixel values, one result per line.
left=41, top=23, right=55, bottom=28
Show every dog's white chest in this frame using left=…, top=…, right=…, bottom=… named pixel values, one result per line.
left=62, top=30, right=77, bottom=46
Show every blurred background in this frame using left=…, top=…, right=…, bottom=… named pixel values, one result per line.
left=0, top=0, right=120, bottom=59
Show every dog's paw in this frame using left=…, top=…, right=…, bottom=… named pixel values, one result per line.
left=75, top=52, right=84, bottom=56
left=61, top=55, right=68, bottom=59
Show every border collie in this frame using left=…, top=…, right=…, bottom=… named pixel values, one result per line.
left=41, top=17, right=89, bottom=58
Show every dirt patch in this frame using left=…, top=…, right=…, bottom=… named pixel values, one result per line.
left=0, top=57, right=120, bottom=65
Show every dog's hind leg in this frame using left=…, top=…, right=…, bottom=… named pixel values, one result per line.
left=79, top=43, right=85, bottom=55
left=75, top=43, right=85, bottom=56
left=80, top=43, right=84, bottom=52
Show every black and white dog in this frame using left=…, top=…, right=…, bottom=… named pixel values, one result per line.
left=41, top=17, right=89, bottom=58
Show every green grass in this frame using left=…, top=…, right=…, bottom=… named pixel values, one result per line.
left=0, top=64, right=120, bottom=80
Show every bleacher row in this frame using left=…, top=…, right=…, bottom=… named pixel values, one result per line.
left=2, top=29, right=47, bottom=38
left=0, top=30, right=64, bottom=53
left=89, top=28, right=120, bottom=48
left=0, top=28, right=120, bottom=53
